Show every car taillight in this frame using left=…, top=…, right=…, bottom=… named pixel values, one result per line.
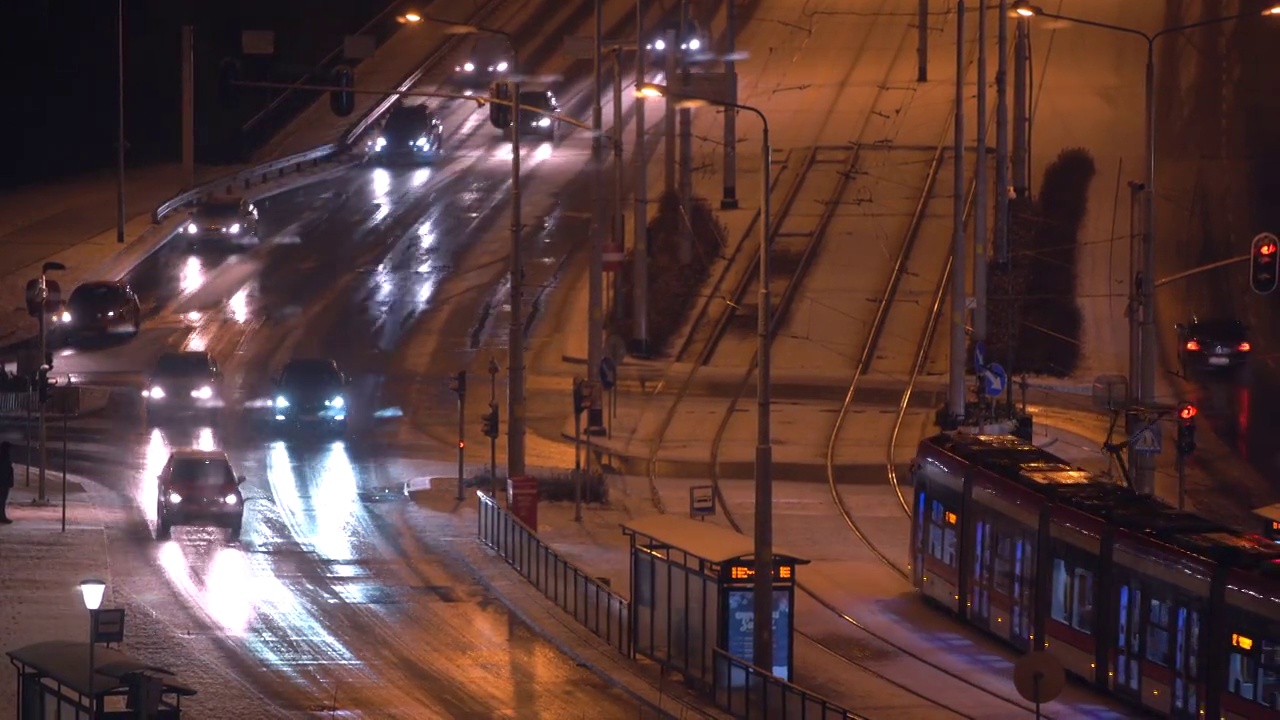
left=1185, top=340, right=1200, bottom=351
left=1239, top=342, right=1252, bottom=352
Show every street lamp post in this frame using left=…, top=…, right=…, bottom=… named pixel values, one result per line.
left=116, top=0, right=126, bottom=244
left=78, top=579, right=106, bottom=718
left=36, top=261, right=66, bottom=506
left=437, top=20, right=528, bottom=476
left=638, top=81, right=774, bottom=673
left=1013, top=1, right=1279, bottom=494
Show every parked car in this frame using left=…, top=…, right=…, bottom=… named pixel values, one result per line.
left=51, top=281, right=141, bottom=342
left=1176, top=317, right=1251, bottom=370
left=155, top=449, right=245, bottom=541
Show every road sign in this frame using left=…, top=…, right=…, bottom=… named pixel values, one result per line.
left=980, top=362, right=1007, bottom=397
left=241, top=30, right=275, bottom=55
left=563, top=35, right=595, bottom=59
left=92, top=608, right=127, bottom=644
left=972, top=341, right=986, bottom=374
left=1130, top=423, right=1163, bottom=455
left=1013, top=651, right=1065, bottom=705
left=603, top=243, right=625, bottom=272
left=689, top=485, right=715, bottom=518
left=600, top=357, right=617, bottom=391
left=672, top=72, right=732, bottom=106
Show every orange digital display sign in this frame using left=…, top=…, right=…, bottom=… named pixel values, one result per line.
left=726, top=563, right=794, bottom=582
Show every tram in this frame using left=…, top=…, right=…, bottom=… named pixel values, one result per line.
left=910, top=433, right=1280, bottom=719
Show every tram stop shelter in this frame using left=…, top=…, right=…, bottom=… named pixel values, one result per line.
left=7, top=640, right=196, bottom=719
left=621, top=514, right=808, bottom=687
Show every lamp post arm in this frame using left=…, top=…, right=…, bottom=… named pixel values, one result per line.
left=1153, top=11, right=1260, bottom=42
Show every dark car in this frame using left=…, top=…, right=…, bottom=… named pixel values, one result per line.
left=143, top=351, right=222, bottom=423
left=368, top=103, right=444, bottom=163
left=51, top=281, right=141, bottom=341
left=185, top=196, right=259, bottom=244
left=514, top=90, right=560, bottom=140
left=1176, top=318, right=1251, bottom=370
left=645, top=17, right=707, bottom=55
left=273, top=358, right=348, bottom=432
left=452, top=36, right=511, bottom=92
left=155, top=449, right=245, bottom=540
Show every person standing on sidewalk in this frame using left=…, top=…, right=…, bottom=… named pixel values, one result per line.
left=0, top=441, right=13, bottom=523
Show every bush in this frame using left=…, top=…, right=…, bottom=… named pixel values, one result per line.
left=611, top=191, right=724, bottom=357
left=984, top=148, right=1094, bottom=377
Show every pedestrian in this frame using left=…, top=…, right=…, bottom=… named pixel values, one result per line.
left=0, top=441, right=13, bottom=523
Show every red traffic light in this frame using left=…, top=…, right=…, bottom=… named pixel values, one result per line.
left=1261, top=242, right=1277, bottom=256
left=1178, top=403, right=1197, bottom=420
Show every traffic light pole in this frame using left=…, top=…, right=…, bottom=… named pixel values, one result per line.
left=455, top=375, right=466, bottom=502
left=36, top=299, right=48, bottom=506
left=488, top=358, right=499, bottom=495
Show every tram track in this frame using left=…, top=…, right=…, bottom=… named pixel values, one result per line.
left=636, top=6, right=1040, bottom=718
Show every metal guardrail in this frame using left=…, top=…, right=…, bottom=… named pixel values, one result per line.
left=477, top=491, right=632, bottom=657
left=0, top=386, right=111, bottom=417
left=710, top=649, right=866, bottom=720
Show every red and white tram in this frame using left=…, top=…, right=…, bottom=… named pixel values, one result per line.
left=911, top=433, right=1280, bottom=719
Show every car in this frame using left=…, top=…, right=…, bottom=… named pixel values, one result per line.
left=50, top=281, right=141, bottom=341
left=514, top=90, right=560, bottom=141
left=645, top=17, right=707, bottom=55
left=1176, top=317, right=1251, bottom=370
left=451, top=36, right=512, bottom=93
left=184, top=196, right=259, bottom=244
left=272, top=358, right=348, bottom=433
left=155, top=449, right=245, bottom=541
left=368, top=103, right=444, bottom=164
left=143, top=351, right=222, bottom=423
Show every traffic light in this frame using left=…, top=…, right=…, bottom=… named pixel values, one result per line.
left=218, top=58, right=242, bottom=110
left=489, top=81, right=511, bottom=128
left=481, top=402, right=500, bottom=439
left=36, top=367, right=50, bottom=404
left=1176, top=402, right=1197, bottom=456
left=448, top=370, right=467, bottom=396
left=330, top=66, right=356, bottom=117
left=1251, top=233, right=1278, bottom=295
left=572, top=378, right=588, bottom=415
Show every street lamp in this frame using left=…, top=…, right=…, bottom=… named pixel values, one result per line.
left=430, top=17, right=528, bottom=476
left=78, top=578, right=106, bottom=717
left=640, top=80, right=776, bottom=673
left=1013, top=1, right=1278, bottom=494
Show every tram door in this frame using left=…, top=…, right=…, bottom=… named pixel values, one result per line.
left=1171, top=604, right=1201, bottom=719
left=912, top=486, right=928, bottom=586
left=1114, top=580, right=1144, bottom=703
left=970, top=519, right=991, bottom=624
left=1009, top=533, right=1033, bottom=651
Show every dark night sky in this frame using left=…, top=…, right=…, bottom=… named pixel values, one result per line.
left=0, top=0, right=393, bottom=191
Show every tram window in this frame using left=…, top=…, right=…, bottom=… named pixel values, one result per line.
left=927, top=499, right=958, bottom=568
left=1147, top=597, right=1172, bottom=666
left=1049, top=553, right=1095, bottom=634
left=994, top=535, right=1014, bottom=594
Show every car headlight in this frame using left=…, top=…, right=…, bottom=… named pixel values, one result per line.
left=375, top=137, right=387, bottom=151
left=326, top=396, right=345, bottom=408
left=537, top=117, right=551, bottom=127
left=223, top=493, right=239, bottom=505
left=496, top=61, right=509, bottom=72
left=275, top=396, right=289, bottom=408
left=463, top=62, right=475, bottom=72
left=146, top=386, right=165, bottom=399
left=57, top=311, right=71, bottom=323
left=653, top=38, right=666, bottom=51
left=415, top=137, right=427, bottom=148
left=186, top=222, right=198, bottom=234
left=687, top=38, right=701, bottom=51
left=167, top=492, right=182, bottom=504
left=229, top=223, right=241, bottom=234
left=191, top=386, right=213, bottom=400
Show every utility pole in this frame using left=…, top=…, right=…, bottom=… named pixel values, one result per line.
left=508, top=64, right=527, bottom=476
left=948, top=1, right=968, bottom=424
left=588, top=93, right=606, bottom=435
left=1135, top=43, right=1158, bottom=495
left=722, top=0, right=739, bottom=209
left=613, top=52, right=626, bottom=254
left=633, top=0, right=651, bottom=356
left=677, top=0, right=694, bottom=244
left=973, top=0, right=988, bottom=343
left=181, top=26, right=195, bottom=189
left=116, top=0, right=127, bottom=244
left=1012, top=16, right=1029, bottom=198
left=994, top=0, right=1009, bottom=264
left=593, top=0, right=603, bottom=150
left=453, top=371, right=466, bottom=501
left=488, top=358, right=500, bottom=495
left=663, top=28, right=677, bottom=195
left=917, top=0, right=929, bottom=81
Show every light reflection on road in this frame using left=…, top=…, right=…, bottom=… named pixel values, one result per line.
left=179, top=256, right=205, bottom=294
left=266, top=441, right=358, bottom=561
